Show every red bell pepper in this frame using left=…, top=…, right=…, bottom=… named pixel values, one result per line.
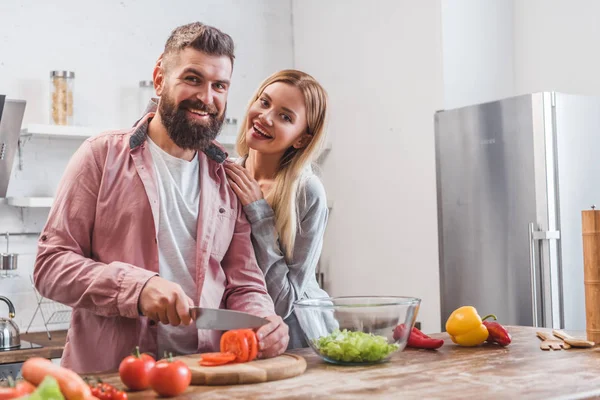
left=393, top=325, right=444, bottom=350
left=482, top=315, right=512, bottom=346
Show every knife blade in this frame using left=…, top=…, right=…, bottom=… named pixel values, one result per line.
left=189, top=307, right=269, bottom=330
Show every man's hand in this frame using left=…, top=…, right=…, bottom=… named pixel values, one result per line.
left=256, top=315, right=289, bottom=358
left=138, top=276, right=194, bottom=326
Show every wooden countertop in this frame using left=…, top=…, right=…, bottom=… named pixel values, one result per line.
left=93, top=326, right=600, bottom=399
left=0, top=330, right=67, bottom=364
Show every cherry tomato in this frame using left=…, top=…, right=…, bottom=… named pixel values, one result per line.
left=96, top=390, right=114, bottom=400
left=149, top=354, right=191, bottom=397
left=118, top=346, right=156, bottom=391
left=112, top=390, right=128, bottom=400
left=88, top=379, right=129, bottom=400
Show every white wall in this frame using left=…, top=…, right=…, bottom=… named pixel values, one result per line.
left=514, top=0, right=600, bottom=95
left=442, top=0, right=515, bottom=109
left=293, top=0, right=444, bottom=331
left=0, top=0, right=294, bottom=332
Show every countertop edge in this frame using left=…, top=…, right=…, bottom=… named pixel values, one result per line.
left=0, top=330, right=67, bottom=364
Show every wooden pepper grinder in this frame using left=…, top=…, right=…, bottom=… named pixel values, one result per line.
left=582, top=206, right=600, bottom=343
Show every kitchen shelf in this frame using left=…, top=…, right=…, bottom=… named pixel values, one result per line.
left=6, top=197, right=54, bottom=207
left=20, top=126, right=333, bottom=150
left=20, top=124, right=104, bottom=139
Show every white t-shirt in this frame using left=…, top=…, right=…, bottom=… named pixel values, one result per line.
left=147, top=137, right=200, bottom=357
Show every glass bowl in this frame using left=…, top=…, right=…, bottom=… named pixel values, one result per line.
left=293, top=296, right=421, bottom=366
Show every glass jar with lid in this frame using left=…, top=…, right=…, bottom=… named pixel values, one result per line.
left=50, top=71, right=74, bottom=125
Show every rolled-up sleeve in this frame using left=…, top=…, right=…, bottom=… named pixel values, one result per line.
left=34, top=140, right=157, bottom=318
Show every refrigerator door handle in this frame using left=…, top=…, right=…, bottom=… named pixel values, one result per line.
left=529, top=222, right=540, bottom=327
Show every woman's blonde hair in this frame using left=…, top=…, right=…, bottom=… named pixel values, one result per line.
left=236, top=69, right=328, bottom=261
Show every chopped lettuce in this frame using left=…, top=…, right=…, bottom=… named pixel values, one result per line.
left=313, top=329, right=399, bottom=363
left=21, top=376, right=65, bottom=400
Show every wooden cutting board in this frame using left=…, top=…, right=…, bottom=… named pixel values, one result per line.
left=173, top=353, right=307, bottom=385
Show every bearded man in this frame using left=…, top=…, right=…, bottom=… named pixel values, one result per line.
left=34, top=22, right=289, bottom=374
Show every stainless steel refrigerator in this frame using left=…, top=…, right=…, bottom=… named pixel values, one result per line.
left=435, top=92, right=600, bottom=330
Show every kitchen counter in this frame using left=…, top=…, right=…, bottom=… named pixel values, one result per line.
left=0, top=330, right=67, bottom=364
left=94, top=326, right=600, bottom=399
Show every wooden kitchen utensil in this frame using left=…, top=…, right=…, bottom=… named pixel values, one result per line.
left=173, top=353, right=307, bottom=385
left=552, top=330, right=595, bottom=348
left=537, top=331, right=571, bottom=350
left=582, top=209, right=600, bottom=344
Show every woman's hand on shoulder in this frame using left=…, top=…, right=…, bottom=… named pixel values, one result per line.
left=224, top=161, right=264, bottom=206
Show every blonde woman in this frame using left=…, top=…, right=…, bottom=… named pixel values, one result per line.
left=224, top=70, right=330, bottom=349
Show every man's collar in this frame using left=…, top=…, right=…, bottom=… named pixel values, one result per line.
left=130, top=98, right=228, bottom=164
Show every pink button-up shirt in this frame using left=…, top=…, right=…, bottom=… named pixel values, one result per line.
left=34, top=110, right=275, bottom=374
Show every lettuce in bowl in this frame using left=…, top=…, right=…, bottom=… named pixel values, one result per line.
left=313, top=329, right=399, bottom=364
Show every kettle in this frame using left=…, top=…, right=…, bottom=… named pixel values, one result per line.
left=0, top=296, right=20, bottom=349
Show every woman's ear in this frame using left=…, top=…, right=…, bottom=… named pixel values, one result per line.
left=153, top=54, right=165, bottom=96
left=292, top=132, right=313, bottom=149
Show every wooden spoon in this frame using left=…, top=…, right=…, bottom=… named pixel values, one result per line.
left=537, top=331, right=570, bottom=350
left=552, top=329, right=595, bottom=348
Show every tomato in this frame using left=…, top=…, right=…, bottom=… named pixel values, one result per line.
left=87, top=379, right=128, bottom=400
left=199, top=352, right=236, bottom=366
left=112, top=390, right=128, bottom=400
left=96, top=390, right=113, bottom=400
left=118, top=346, right=156, bottom=391
left=220, top=330, right=250, bottom=362
left=149, top=355, right=191, bottom=397
left=242, top=329, right=259, bottom=362
left=200, top=352, right=236, bottom=363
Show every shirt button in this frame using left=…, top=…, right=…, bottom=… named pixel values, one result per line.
left=41, top=235, right=47, bottom=241
left=219, top=207, right=225, bottom=214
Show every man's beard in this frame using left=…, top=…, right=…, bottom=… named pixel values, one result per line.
left=158, top=93, right=226, bottom=151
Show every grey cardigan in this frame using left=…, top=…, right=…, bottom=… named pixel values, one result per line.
left=242, top=173, right=330, bottom=349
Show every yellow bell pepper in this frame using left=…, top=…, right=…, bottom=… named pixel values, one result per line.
left=445, top=306, right=490, bottom=347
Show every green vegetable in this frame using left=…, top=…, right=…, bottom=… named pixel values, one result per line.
left=21, top=376, right=65, bottom=400
left=313, top=329, right=399, bottom=363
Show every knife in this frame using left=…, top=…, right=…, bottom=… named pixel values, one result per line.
left=189, top=307, right=269, bottom=330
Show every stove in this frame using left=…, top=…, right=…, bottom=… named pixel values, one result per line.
left=0, top=340, right=44, bottom=381
left=0, top=340, right=43, bottom=353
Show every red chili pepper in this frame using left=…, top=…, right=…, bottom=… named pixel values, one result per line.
left=393, top=324, right=444, bottom=350
left=482, top=315, right=512, bottom=346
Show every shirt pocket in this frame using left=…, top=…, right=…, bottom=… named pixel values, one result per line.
left=210, top=206, right=236, bottom=257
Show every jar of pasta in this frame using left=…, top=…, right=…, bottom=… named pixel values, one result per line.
left=50, top=71, right=74, bottom=125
